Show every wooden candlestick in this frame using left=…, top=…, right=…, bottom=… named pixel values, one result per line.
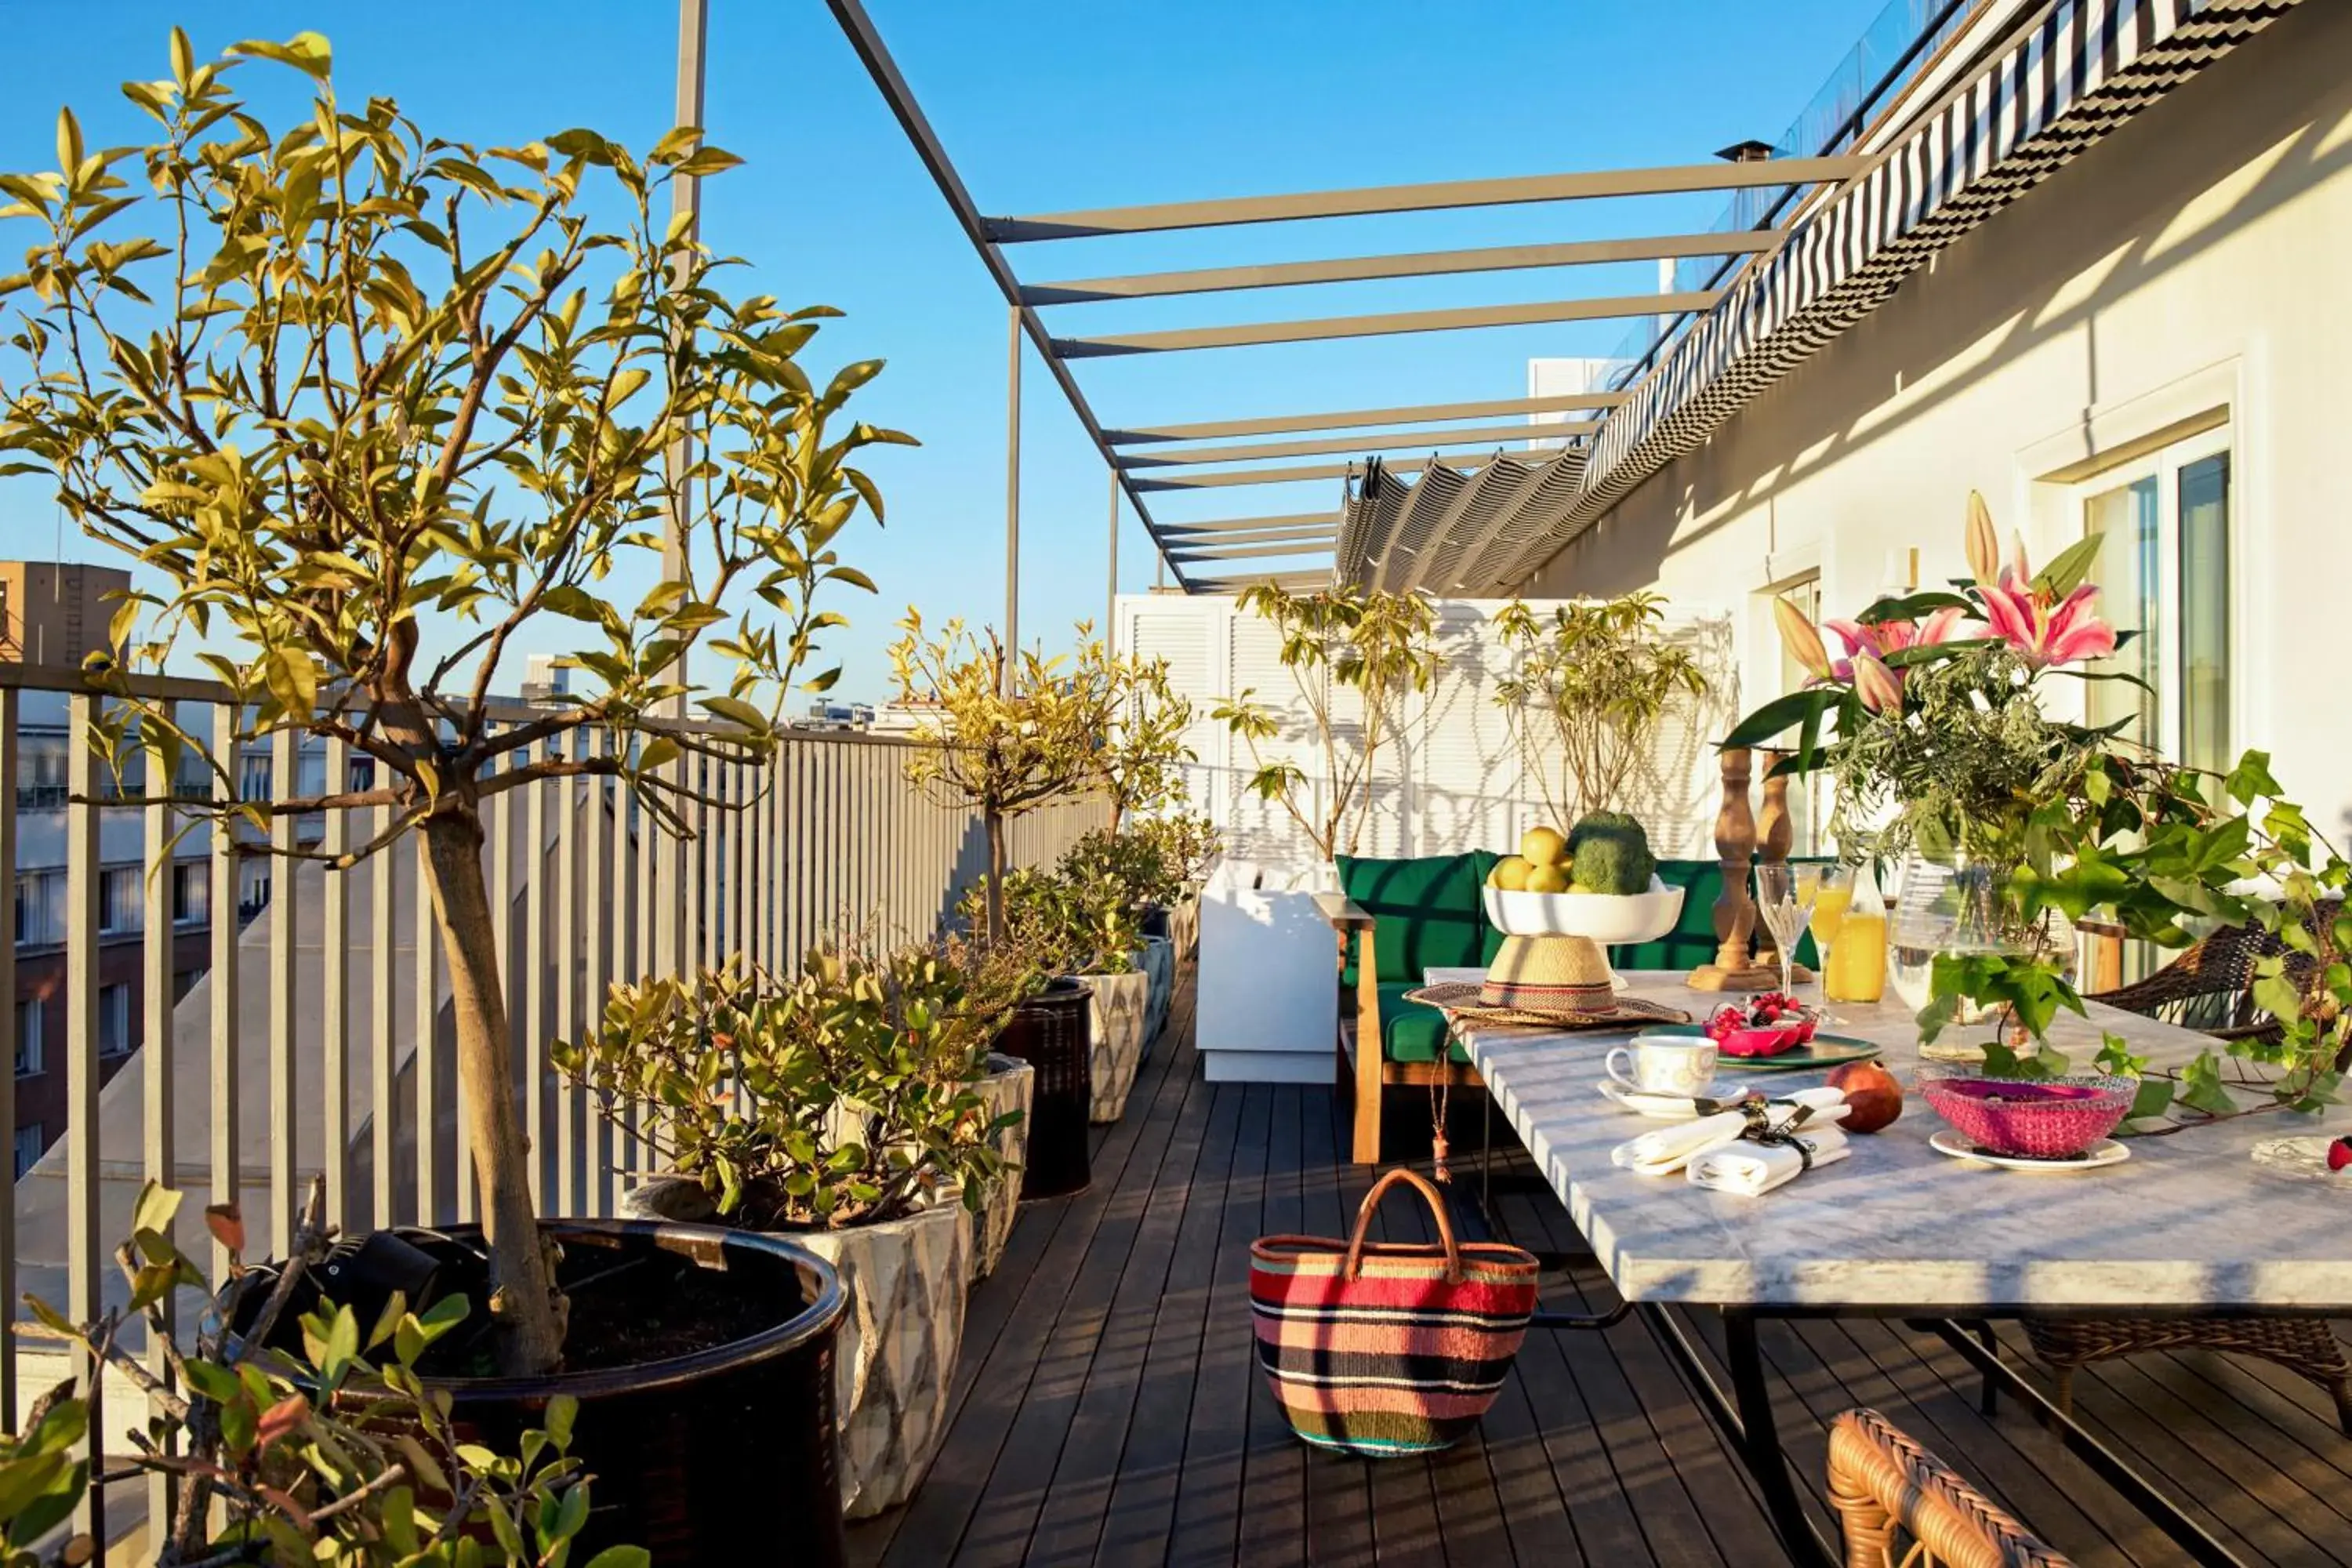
left=1688, top=746, right=1780, bottom=992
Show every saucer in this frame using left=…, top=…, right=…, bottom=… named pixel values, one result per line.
left=1599, top=1077, right=1754, bottom=1121
left=1928, top=1128, right=2129, bottom=1171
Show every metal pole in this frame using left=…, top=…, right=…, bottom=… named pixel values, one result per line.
left=1004, top=303, right=1022, bottom=688
left=1106, top=466, right=1119, bottom=652
left=658, top=0, right=706, bottom=975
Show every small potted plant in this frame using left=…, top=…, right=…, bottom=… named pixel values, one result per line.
left=978, top=866, right=1149, bottom=1123
left=1058, top=827, right=1178, bottom=1051
left=557, top=942, right=1024, bottom=1517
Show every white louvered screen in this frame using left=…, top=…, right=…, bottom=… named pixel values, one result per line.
left=1412, top=601, right=1536, bottom=857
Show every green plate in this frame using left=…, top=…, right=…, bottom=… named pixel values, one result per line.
left=1635, top=1026, right=1882, bottom=1073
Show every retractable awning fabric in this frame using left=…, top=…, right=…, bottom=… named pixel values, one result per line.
left=1338, top=0, right=2302, bottom=595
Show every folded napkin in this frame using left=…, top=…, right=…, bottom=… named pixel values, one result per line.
left=1607, top=1087, right=1851, bottom=1178
left=1687, top=1122, right=1850, bottom=1196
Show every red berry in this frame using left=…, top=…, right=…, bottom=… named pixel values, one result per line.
left=2329, top=1137, right=2352, bottom=1173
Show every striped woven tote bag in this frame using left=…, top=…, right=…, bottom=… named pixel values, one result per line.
left=1250, top=1167, right=1538, bottom=1457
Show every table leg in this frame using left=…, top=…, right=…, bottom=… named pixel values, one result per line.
left=1724, top=1310, right=1834, bottom=1567
left=1641, top=1305, right=1835, bottom=1566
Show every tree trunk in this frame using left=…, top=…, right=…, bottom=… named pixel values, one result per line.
left=985, top=806, right=1007, bottom=947
left=419, top=811, right=566, bottom=1376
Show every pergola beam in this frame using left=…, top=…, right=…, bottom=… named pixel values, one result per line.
left=1190, top=568, right=1331, bottom=593
left=1156, top=511, right=1335, bottom=535
left=1118, top=419, right=1595, bottom=469
left=1161, top=525, right=1337, bottom=550
left=1133, top=452, right=1504, bottom=492
left=1107, top=393, right=1627, bottom=445
left=822, top=0, right=1194, bottom=586
left=1024, top=230, right=1781, bottom=305
left=1169, top=539, right=1339, bottom=564
left=985, top=156, right=1864, bottom=241
left=1058, top=292, right=1718, bottom=358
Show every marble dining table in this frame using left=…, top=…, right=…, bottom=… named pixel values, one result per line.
left=1439, top=967, right=2349, bottom=1568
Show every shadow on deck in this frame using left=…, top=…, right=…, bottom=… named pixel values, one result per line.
left=851, top=971, right=2352, bottom=1566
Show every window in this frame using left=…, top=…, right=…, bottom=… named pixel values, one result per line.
left=238, top=753, right=274, bottom=804
left=97, top=866, right=142, bottom=936
left=13, top=1000, right=41, bottom=1077
left=2082, top=429, right=2233, bottom=772
left=13, top=873, right=60, bottom=949
left=13, top=1125, right=43, bottom=1178
left=97, top=983, right=131, bottom=1058
left=171, top=860, right=208, bottom=927
left=172, top=967, right=205, bottom=1003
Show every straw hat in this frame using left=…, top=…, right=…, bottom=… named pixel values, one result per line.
left=1405, top=935, right=1690, bottom=1029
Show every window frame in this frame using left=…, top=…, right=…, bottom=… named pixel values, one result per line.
left=2073, top=423, right=2235, bottom=771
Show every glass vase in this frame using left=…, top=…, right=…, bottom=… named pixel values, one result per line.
left=1886, top=853, right=2077, bottom=1045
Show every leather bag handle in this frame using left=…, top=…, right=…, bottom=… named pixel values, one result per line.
left=1342, top=1167, right=1463, bottom=1284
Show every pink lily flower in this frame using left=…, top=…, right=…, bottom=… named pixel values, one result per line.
left=1978, top=542, right=2119, bottom=668
left=1820, top=605, right=1969, bottom=680
left=1851, top=651, right=1904, bottom=714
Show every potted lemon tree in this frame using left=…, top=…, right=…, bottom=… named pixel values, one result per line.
left=0, top=31, right=896, bottom=1562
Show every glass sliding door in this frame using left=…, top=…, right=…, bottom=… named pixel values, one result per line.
left=2177, top=452, right=2231, bottom=775
left=2075, top=428, right=2232, bottom=772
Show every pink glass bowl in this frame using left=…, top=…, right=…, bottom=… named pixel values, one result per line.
left=1713, top=1021, right=1816, bottom=1058
left=1919, top=1073, right=2135, bottom=1160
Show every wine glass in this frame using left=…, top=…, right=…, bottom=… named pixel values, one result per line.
left=1754, top=862, right=1814, bottom=1000
left=1807, top=865, right=1854, bottom=997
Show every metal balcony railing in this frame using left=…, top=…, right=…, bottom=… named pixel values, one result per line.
left=0, top=662, right=1106, bottom=1544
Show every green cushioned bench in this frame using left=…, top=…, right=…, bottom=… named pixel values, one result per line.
left=1320, top=851, right=1824, bottom=1163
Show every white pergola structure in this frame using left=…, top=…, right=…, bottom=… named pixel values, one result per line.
left=824, top=0, right=2301, bottom=625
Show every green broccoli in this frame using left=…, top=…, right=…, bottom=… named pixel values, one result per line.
left=1568, top=810, right=1642, bottom=852
left=1568, top=814, right=1654, bottom=895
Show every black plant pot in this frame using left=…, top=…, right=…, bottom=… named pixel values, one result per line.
left=1138, top=903, right=1172, bottom=940
left=432, top=1221, right=848, bottom=1566
left=993, top=977, right=1094, bottom=1198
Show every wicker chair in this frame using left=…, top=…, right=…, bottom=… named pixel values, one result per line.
left=1828, top=1408, right=2072, bottom=1567
left=2089, top=900, right=2340, bottom=1047
left=2049, top=905, right=2352, bottom=1434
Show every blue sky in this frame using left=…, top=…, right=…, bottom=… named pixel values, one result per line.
left=0, top=1, right=1882, bottom=704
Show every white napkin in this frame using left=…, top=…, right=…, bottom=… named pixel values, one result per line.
left=1687, top=1122, right=1850, bottom=1196
left=1607, top=1087, right=1850, bottom=1178
left=1610, top=1110, right=1748, bottom=1176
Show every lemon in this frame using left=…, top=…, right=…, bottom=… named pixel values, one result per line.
left=1519, top=826, right=1568, bottom=866
left=1489, top=855, right=1534, bottom=891
left=1524, top=862, right=1570, bottom=895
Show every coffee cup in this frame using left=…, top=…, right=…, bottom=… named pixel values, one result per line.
left=1606, top=1035, right=1719, bottom=1096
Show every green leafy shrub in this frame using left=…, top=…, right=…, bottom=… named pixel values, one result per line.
left=556, top=944, right=1029, bottom=1229
left=20, top=1181, right=639, bottom=1568
left=962, top=866, right=1142, bottom=976
left=1060, top=828, right=1178, bottom=911
left=1132, top=811, right=1222, bottom=888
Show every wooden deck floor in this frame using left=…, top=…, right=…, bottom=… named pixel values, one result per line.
left=850, top=974, right=2352, bottom=1566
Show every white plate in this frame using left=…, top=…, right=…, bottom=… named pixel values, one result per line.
left=1599, top=1078, right=1754, bottom=1121
left=1929, top=1128, right=2130, bottom=1172
left=2250, top=1135, right=2352, bottom=1183
left=1482, top=877, right=1685, bottom=942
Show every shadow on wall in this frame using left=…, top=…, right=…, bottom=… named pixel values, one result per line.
left=1535, top=0, right=2352, bottom=595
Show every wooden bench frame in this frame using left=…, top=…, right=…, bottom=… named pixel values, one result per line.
left=1317, top=894, right=1482, bottom=1164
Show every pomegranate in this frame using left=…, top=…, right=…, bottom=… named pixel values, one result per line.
left=2328, top=1135, right=2352, bottom=1173
left=1825, top=1060, right=1904, bottom=1134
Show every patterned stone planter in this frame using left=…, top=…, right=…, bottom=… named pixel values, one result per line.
left=970, top=1052, right=1034, bottom=1281
left=1082, top=967, right=1149, bottom=1123
left=621, top=1178, right=972, bottom=1519
left=1139, top=936, right=1174, bottom=1058
left=1171, top=887, right=1202, bottom=961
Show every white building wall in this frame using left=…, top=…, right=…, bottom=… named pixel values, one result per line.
left=1525, top=1, right=2352, bottom=837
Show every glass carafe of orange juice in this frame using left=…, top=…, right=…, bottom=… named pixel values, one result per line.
left=1823, top=862, right=1887, bottom=1004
